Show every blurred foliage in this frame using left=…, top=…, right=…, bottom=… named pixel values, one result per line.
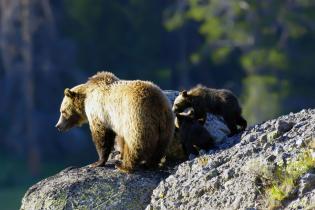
left=242, top=75, right=288, bottom=124
left=164, top=0, right=315, bottom=123
left=62, top=0, right=173, bottom=88
left=62, top=0, right=245, bottom=91
left=0, top=155, right=73, bottom=210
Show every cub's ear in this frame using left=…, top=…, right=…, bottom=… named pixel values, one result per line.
left=181, top=90, right=188, bottom=97
left=64, top=88, right=76, bottom=98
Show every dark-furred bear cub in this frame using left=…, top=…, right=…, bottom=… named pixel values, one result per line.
left=175, top=110, right=214, bottom=157
left=173, top=85, right=247, bottom=136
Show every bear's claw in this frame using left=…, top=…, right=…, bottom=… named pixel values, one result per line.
left=115, top=162, right=133, bottom=173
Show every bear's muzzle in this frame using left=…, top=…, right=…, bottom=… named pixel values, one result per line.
left=55, top=115, right=67, bottom=132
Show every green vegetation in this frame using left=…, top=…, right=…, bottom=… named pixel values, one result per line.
left=266, top=150, right=315, bottom=205
left=247, top=150, right=315, bottom=208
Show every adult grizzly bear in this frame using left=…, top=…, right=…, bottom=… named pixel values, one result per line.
left=55, top=72, right=174, bottom=172
left=172, top=85, right=247, bottom=135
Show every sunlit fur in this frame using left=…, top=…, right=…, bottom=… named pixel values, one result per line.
left=84, top=79, right=175, bottom=168
left=57, top=71, right=175, bottom=171
left=87, top=71, right=119, bottom=86
left=57, top=84, right=88, bottom=131
left=172, top=93, right=191, bottom=113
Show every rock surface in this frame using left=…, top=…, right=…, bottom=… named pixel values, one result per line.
left=20, top=166, right=166, bottom=210
left=20, top=91, right=315, bottom=210
left=148, top=109, right=315, bottom=209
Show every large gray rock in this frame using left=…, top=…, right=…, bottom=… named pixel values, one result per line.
left=20, top=166, right=164, bottom=210
left=148, top=109, right=315, bottom=209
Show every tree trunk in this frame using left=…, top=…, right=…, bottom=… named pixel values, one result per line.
left=0, top=0, right=59, bottom=175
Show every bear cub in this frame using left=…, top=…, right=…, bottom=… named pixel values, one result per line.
left=175, top=109, right=214, bottom=157
left=173, top=85, right=247, bottom=136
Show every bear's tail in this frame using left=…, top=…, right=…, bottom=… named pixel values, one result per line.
left=237, top=115, right=247, bottom=132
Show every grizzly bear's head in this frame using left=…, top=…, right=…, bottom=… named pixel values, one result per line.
left=55, top=85, right=87, bottom=132
left=172, top=90, right=192, bottom=114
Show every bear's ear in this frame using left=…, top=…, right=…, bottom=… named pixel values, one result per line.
left=181, top=90, right=188, bottom=97
left=64, top=88, right=76, bottom=98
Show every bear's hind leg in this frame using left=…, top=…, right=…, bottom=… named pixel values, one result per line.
left=116, top=143, right=138, bottom=173
left=148, top=112, right=175, bottom=168
left=148, top=126, right=174, bottom=168
left=146, top=141, right=166, bottom=169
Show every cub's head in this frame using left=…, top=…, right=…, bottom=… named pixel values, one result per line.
left=55, top=85, right=87, bottom=132
left=172, top=90, right=192, bottom=113
left=175, top=109, right=205, bottom=129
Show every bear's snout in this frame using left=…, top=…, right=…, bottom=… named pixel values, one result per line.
left=55, top=122, right=62, bottom=131
left=55, top=122, right=63, bottom=131
left=55, top=116, right=67, bottom=132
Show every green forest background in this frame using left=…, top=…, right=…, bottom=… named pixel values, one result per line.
left=1, top=0, right=315, bottom=209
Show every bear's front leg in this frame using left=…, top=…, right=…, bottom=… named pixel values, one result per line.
left=115, top=142, right=137, bottom=173
left=182, top=138, right=199, bottom=157
left=89, top=121, right=115, bottom=168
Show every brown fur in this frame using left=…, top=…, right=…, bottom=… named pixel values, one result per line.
left=165, top=131, right=187, bottom=161
left=87, top=71, right=119, bottom=86
left=56, top=71, right=174, bottom=172
left=173, top=85, right=247, bottom=136
left=115, top=136, right=125, bottom=160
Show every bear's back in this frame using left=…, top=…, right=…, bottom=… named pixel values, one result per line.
left=85, top=79, right=172, bottom=132
left=109, top=80, right=168, bottom=105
